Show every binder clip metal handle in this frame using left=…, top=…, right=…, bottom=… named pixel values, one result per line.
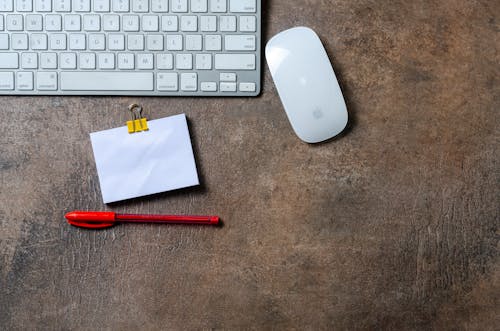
left=127, top=104, right=149, bottom=134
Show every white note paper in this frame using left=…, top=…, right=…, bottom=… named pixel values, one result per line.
left=90, top=114, right=199, bottom=203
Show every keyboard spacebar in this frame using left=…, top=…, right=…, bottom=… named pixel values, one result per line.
left=60, top=72, right=154, bottom=91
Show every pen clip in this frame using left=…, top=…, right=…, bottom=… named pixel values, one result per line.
left=67, top=219, right=115, bottom=229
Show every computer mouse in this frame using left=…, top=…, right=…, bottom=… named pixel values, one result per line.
left=265, top=27, right=348, bottom=143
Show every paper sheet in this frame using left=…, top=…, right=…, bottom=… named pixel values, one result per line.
left=90, top=114, right=199, bottom=203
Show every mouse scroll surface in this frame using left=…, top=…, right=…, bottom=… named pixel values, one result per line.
left=266, top=27, right=348, bottom=143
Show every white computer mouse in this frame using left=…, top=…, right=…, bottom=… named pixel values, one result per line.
left=265, top=27, right=348, bottom=143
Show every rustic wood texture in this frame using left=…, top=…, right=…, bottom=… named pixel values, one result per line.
left=1, top=0, right=499, bottom=330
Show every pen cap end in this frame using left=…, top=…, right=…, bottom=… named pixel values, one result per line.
left=65, top=211, right=78, bottom=221
left=65, top=211, right=116, bottom=222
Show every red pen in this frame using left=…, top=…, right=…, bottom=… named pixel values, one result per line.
left=66, top=211, right=219, bottom=229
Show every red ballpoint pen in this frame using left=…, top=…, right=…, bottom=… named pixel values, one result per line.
left=66, top=211, right=219, bottom=229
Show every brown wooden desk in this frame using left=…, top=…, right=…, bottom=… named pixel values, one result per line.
left=1, top=0, right=498, bottom=329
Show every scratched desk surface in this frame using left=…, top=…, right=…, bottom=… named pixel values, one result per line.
left=1, top=1, right=498, bottom=330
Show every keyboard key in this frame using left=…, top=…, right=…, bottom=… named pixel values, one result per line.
left=166, top=34, right=182, bottom=50
left=185, top=34, right=201, bottom=50
left=142, top=15, right=159, bottom=31
left=205, top=34, right=221, bottom=50
left=161, top=15, right=178, bottom=31
left=64, top=15, right=81, bottom=31
left=108, top=33, right=125, bottom=50
left=54, top=0, right=71, bottom=12
left=210, top=0, right=225, bottom=13
left=146, top=34, right=163, bottom=50
left=117, top=53, right=134, bottom=69
left=214, top=53, right=254, bottom=70
left=16, top=71, right=33, bottom=90
left=12, top=33, right=28, bottom=50
left=73, top=0, right=90, bottom=12
left=0, top=52, right=17, bottom=68
left=50, top=34, right=66, bottom=50
left=69, top=33, right=86, bottom=50
left=132, top=0, right=148, bottom=12
left=83, top=15, right=100, bottom=31
left=60, top=72, right=153, bottom=90
left=6, top=14, right=23, bottom=31
left=31, top=33, right=47, bottom=49
left=157, top=72, right=178, bottom=91
left=156, top=53, right=173, bottom=69
left=137, top=53, right=153, bottom=69
left=181, top=15, right=197, bottom=31
left=220, top=82, right=236, bottom=92
left=200, top=81, right=216, bottom=91
left=35, top=0, right=51, bottom=11
left=94, top=0, right=110, bottom=12
left=26, top=14, right=43, bottom=31
left=191, top=0, right=207, bottom=13
left=16, top=0, right=33, bottom=11
left=0, top=72, right=14, bottom=90
left=239, top=82, right=255, bottom=92
left=40, top=52, right=57, bottom=68
left=112, top=0, right=129, bottom=12
left=0, top=15, right=4, bottom=30
left=123, top=15, right=139, bottom=31
left=151, top=0, right=168, bottom=12
left=88, top=34, right=105, bottom=50
left=180, top=72, right=196, bottom=91
left=229, top=0, right=255, bottom=13
left=103, top=14, right=119, bottom=31
left=220, top=72, right=235, bottom=81
left=60, top=52, right=77, bottom=69
left=195, top=53, right=211, bottom=69
left=176, top=53, right=192, bottom=69
left=37, top=71, right=58, bottom=90
left=0, top=0, right=13, bottom=12
left=0, top=33, right=8, bottom=49
left=98, top=52, right=114, bottom=69
left=239, top=15, right=256, bottom=32
left=45, top=14, right=62, bottom=31
left=21, top=52, right=38, bottom=68
left=200, top=15, right=216, bottom=31
left=225, top=34, right=255, bottom=51
left=219, top=15, right=236, bottom=32
left=171, top=0, right=187, bottom=12
left=127, top=34, right=144, bottom=50
left=80, top=52, right=96, bottom=69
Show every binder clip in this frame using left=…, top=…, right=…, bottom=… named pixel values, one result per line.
left=127, top=104, right=149, bottom=134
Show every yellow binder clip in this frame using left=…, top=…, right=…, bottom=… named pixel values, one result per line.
left=127, top=104, right=149, bottom=134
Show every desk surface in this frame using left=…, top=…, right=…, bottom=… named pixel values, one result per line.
left=1, top=0, right=498, bottom=329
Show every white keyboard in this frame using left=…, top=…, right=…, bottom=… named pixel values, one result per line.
left=0, top=0, right=261, bottom=96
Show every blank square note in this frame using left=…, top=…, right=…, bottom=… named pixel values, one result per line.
left=90, top=114, right=199, bottom=203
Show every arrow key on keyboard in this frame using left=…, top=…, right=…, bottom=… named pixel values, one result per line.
left=220, top=82, right=236, bottom=92
left=239, top=82, right=255, bottom=92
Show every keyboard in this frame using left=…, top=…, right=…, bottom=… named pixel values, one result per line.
left=0, top=0, right=261, bottom=96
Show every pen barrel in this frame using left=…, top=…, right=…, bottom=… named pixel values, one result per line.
left=116, top=214, right=219, bottom=225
